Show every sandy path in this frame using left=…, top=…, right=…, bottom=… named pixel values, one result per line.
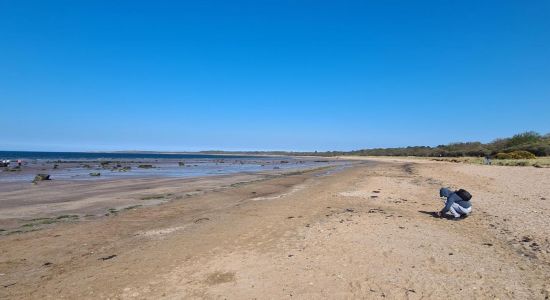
left=0, top=159, right=549, bottom=299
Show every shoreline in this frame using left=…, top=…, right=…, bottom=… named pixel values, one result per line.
left=0, top=158, right=548, bottom=299
left=0, top=154, right=342, bottom=183
left=0, top=163, right=348, bottom=232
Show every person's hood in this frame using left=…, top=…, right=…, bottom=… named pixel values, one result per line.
left=440, top=188, right=452, bottom=198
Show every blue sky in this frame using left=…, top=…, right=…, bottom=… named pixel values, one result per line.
left=1, top=1, right=549, bottom=152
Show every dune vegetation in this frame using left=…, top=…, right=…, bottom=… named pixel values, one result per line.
left=332, top=131, right=550, bottom=158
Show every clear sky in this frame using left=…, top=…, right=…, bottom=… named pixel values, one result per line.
left=1, top=1, right=549, bottom=152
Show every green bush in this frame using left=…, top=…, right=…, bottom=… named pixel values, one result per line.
left=496, top=150, right=536, bottom=160
left=495, top=153, right=511, bottom=159
left=281, top=131, right=550, bottom=158
left=506, top=131, right=542, bottom=147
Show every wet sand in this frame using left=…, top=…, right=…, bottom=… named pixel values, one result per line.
left=0, top=158, right=549, bottom=299
left=0, top=156, right=333, bottom=183
left=0, top=165, right=340, bottom=230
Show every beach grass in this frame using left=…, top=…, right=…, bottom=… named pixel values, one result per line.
left=19, top=215, right=80, bottom=229
left=430, top=156, right=550, bottom=167
left=140, top=193, right=173, bottom=200
left=123, top=205, right=142, bottom=210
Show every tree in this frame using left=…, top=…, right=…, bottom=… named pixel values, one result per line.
left=506, top=131, right=542, bottom=147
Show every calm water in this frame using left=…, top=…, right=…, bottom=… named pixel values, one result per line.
left=0, top=151, right=342, bottom=182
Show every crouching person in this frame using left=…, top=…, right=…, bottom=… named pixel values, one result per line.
left=436, top=188, right=472, bottom=220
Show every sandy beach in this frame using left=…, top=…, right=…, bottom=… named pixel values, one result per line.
left=1, top=158, right=549, bottom=299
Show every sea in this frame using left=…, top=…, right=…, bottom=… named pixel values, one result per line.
left=0, top=151, right=260, bottom=161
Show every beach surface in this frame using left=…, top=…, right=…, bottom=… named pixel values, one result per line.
left=1, top=158, right=549, bottom=299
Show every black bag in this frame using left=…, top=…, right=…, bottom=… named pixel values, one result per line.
left=455, top=189, right=472, bottom=201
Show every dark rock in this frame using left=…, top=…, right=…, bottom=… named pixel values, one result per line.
left=32, top=174, right=51, bottom=182
left=119, top=166, right=131, bottom=172
left=193, top=218, right=210, bottom=223
left=138, top=164, right=154, bottom=169
left=89, top=172, right=101, bottom=176
left=521, top=236, right=533, bottom=243
left=178, top=162, right=185, bottom=166
left=99, top=254, right=117, bottom=261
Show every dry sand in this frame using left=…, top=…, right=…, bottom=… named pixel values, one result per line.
left=0, top=158, right=549, bottom=299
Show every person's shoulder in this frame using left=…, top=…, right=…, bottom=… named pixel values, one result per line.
left=449, top=193, right=462, bottom=201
